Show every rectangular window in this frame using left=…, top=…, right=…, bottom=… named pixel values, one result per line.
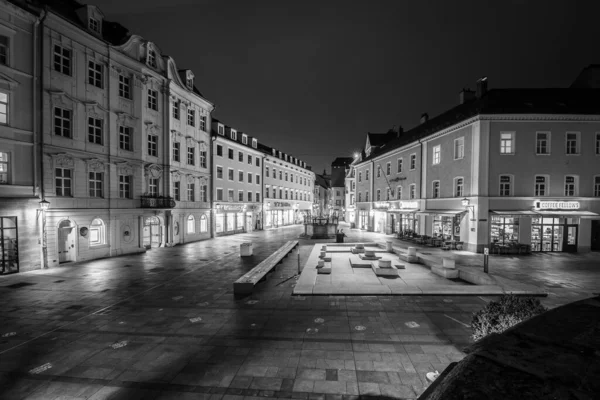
left=0, top=92, right=7, bottom=124
left=366, top=170, right=369, bottom=180
left=216, top=188, right=223, bottom=201
left=54, top=107, right=71, bottom=138
left=432, top=145, right=441, bottom=165
left=499, top=175, right=511, bottom=196
left=252, top=139, right=257, bottom=148
left=396, top=186, right=402, bottom=200
left=242, top=134, right=248, bottom=144
left=238, top=190, right=244, bottom=201
left=88, top=117, right=103, bottom=145
left=248, top=191, right=252, bottom=202
left=410, top=154, right=416, bottom=170
left=147, top=89, right=158, bottom=111
left=285, top=172, right=288, bottom=181
left=88, top=60, right=103, bottom=88
left=238, top=170, right=243, bottom=182
left=0, top=152, right=8, bottom=183
left=0, top=35, right=8, bottom=66
left=187, top=109, right=195, bottom=126
left=173, top=181, right=180, bottom=201
left=279, top=170, right=282, bottom=180
left=200, top=150, right=207, bottom=168
left=147, top=135, right=158, bottom=157
left=172, top=101, right=180, bottom=119
left=266, top=187, right=270, bottom=198
left=230, top=130, right=237, bottom=140
left=256, top=158, right=260, bottom=167
left=397, top=158, right=403, bottom=173
left=200, top=184, right=207, bottom=202
left=454, top=178, right=464, bottom=197
left=238, top=151, right=243, bottom=162
left=248, top=155, right=253, bottom=165
left=376, top=189, right=381, bottom=201
left=55, top=168, right=72, bottom=196
left=53, top=45, right=71, bottom=75
left=248, top=172, right=253, bottom=184
left=118, top=74, right=131, bottom=99
left=358, top=193, right=362, bottom=202
left=89, top=172, right=103, bottom=198
left=376, top=166, right=381, bottom=178
left=358, top=172, right=361, bottom=182
left=594, top=176, right=600, bottom=197
left=385, top=162, right=391, bottom=175
left=256, top=192, right=260, bottom=202
left=187, top=147, right=195, bottom=165
left=564, top=176, right=576, bottom=196
left=89, top=17, right=100, bottom=33
left=119, top=126, right=132, bottom=151
left=500, top=132, right=514, bottom=154
left=432, top=181, right=440, bottom=198
left=454, top=137, right=464, bottom=159
left=535, top=176, right=547, bottom=196
left=491, top=216, right=520, bottom=246
left=173, top=142, right=180, bottom=162
left=228, top=148, right=234, bottom=159
left=216, top=166, right=223, bottom=179
left=187, top=183, right=195, bottom=201
left=148, top=178, right=158, bottom=196
left=256, top=175, right=260, bottom=185
left=228, top=189, right=234, bottom=202
left=596, top=133, right=600, bottom=155
left=119, top=175, right=131, bottom=199
left=536, top=132, right=550, bottom=154
left=216, top=144, right=223, bottom=157
left=218, top=125, right=224, bottom=135
left=199, top=115, right=206, bottom=131
left=147, top=49, right=156, bottom=68
left=410, top=184, right=416, bottom=199
left=566, top=132, right=579, bottom=155
left=228, top=168, right=234, bottom=181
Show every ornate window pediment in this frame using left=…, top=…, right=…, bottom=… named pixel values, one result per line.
left=186, top=136, right=195, bottom=147
left=86, top=158, right=105, bottom=172
left=145, top=121, right=159, bottom=136
left=49, top=90, right=75, bottom=108
left=170, top=129, right=182, bottom=140
left=171, top=170, right=181, bottom=182
left=84, top=101, right=108, bottom=117
left=145, top=163, right=162, bottom=178
left=116, top=161, right=134, bottom=176
left=199, top=140, right=207, bottom=151
left=50, top=152, right=75, bottom=168
left=117, top=112, right=137, bottom=124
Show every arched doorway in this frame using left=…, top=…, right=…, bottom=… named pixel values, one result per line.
left=143, top=216, right=162, bottom=248
left=58, top=220, right=76, bottom=263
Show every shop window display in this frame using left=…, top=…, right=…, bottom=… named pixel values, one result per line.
left=490, top=216, right=519, bottom=246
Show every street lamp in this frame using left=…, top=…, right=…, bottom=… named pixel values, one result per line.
left=462, top=197, right=475, bottom=221
left=38, top=199, right=50, bottom=269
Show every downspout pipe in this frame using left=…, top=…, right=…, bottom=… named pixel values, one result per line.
left=36, top=9, right=48, bottom=199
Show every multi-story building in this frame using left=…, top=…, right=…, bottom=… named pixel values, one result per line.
left=211, top=119, right=263, bottom=236
left=344, top=156, right=359, bottom=224
left=314, top=173, right=330, bottom=217
left=166, top=64, right=213, bottom=244
left=330, top=157, right=352, bottom=219
left=0, top=0, right=40, bottom=273
left=354, top=75, right=600, bottom=253
left=261, top=145, right=314, bottom=227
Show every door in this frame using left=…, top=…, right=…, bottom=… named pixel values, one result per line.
left=592, top=221, right=600, bottom=251
left=563, top=225, right=578, bottom=253
left=58, top=220, right=75, bottom=263
left=390, top=215, right=396, bottom=234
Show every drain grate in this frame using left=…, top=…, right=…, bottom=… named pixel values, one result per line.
left=6, top=282, right=36, bottom=289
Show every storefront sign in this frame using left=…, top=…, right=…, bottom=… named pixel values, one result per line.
left=215, top=204, right=245, bottom=212
left=273, top=202, right=291, bottom=207
left=533, top=200, right=580, bottom=210
left=373, top=201, right=390, bottom=210
left=399, top=201, right=419, bottom=209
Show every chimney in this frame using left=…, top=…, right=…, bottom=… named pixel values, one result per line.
left=459, top=88, right=476, bottom=104
left=397, top=125, right=404, bottom=138
left=420, top=113, right=429, bottom=124
left=476, top=77, right=488, bottom=98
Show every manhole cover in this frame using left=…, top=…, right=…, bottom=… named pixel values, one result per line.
left=355, top=325, right=366, bottom=331
left=6, top=282, right=36, bottom=289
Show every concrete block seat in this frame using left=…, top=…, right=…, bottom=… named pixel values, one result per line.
left=358, top=250, right=381, bottom=261
left=351, top=243, right=365, bottom=254
left=371, top=259, right=400, bottom=277
left=233, top=240, right=299, bottom=294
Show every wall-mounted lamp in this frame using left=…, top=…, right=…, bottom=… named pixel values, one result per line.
left=462, top=197, right=476, bottom=220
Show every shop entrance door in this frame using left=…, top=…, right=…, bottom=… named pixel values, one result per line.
left=58, top=220, right=75, bottom=263
left=592, top=221, right=600, bottom=251
left=1, top=216, right=18, bottom=274
left=563, top=225, right=578, bottom=253
left=143, top=216, right=161, bottom=248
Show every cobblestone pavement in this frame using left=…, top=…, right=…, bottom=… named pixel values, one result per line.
left=0, top=224, right=598, bottom=399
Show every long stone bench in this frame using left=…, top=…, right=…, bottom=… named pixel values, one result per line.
left=233, top=240, right=299, bottom=294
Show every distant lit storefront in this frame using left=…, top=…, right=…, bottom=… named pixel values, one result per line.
left=214, top=203, right=260, bottom=236
left=264, top=201, right=299, bottom=228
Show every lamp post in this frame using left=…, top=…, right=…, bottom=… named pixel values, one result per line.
left=38, top=199, right=50, bottom=269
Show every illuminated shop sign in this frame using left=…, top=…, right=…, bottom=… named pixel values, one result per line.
left=533, top=200, right=580, bottom=210
left=373, top=202, right=390, bottom=209
left=215, top=204, right=246, bottom=212
left=273, top=202, right=291, bottom=207
left=399, top=201, right=419, bottom=209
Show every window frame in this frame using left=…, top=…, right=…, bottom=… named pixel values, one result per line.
left=500, top=132, right=515, bottom=155
left=594, top=175, right=600, bottom=197
left=187, top=108, right=195, bottom=126
left=172, top=141, right=180, bottom=162
left=89, top=218, right=106, bottom=247
left=0, top=91, right=7, bottom=125
left=119, top=126, right=133, bottom=150
left=55, top=167, right=72, bottom=196
left=119, top=174, right=132, bottom=199
left=147, top=134, right=158, bottom=157
left=454, top=177, right=464, bottom=197
left=216, top=166, right=223, bottom=180
left=564, top=175, right=577, bottom=197
left=173, top=181, right=180, bottom=201
left=0, top=151, right=9, bottom=184
left=499, top=174, right=512, bottom=197
left=454, top=137, right=464, bottom=160
left=409, top=184, right=416, bottom=199
left=54, top=107, right=72, bottom=138
left=535, top=131, right=550, bottom=155
left=432, top=180, right=440, bottom=198
left=0, top=35, right=9, bottom=66
left=88, top=171, right=104, bottom=198
left=147, top=89, right=158, bottom=111
left=53, top=44, right=72, bottom=76
left=410, top=153, right=417, bottom=170
left=187, top=215, right=196, bottom=233
left=187, top=182, right=195, bottom=202
left=432, top=145, right=441, bottom=165
left=534, top=175, right=548, bottom=197
left=565, top=131, right=580, bottom=155
left=87, top=116, right=103, bottom=145
left=87, top=60, right=103, bottom=88
left=187, top=146, right=195, bottom=165
left=118, top=74, right=131, bottom=99
left=228, top=168, right=234, bottom=181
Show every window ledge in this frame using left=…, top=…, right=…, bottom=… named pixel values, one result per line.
left=536, top=153, right=551, bottom=156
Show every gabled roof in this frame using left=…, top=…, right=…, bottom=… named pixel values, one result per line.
left=360, top=88, right=600, bottom=164
left=177, top=70, right=204, bottom=98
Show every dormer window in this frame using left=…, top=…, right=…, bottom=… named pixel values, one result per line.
left=230, top=130, right=237, bottom=140
left=89, top=17, right=100, bottom=33
left=218, top=124, right=224, bottom=135
left=242, top=134, right=248, bottom=145
left=186, top=70, right=194, bottom=91
left=252, top=139, right=257, bottom=148
left=147, top=49, right=157, bottom=68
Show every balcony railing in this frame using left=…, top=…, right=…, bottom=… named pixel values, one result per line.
left=140, top=195, right=176, bottom=209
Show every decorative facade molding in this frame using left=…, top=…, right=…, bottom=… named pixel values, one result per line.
left=86, top=158, right=105, bottom=172
left=145, top=121, right=159, bottom=135
left=50, top=152, right=75, bottom=168
left=116, top=161, right=134, bottom=176
left=145, top=163, right=163, bottom=179
left=84, top=101, right=108, bottom=116
left=170, top=129, right=182, bottom=140
left=199, top=176, right=207, bottom=186
left=199, top=140, right=207, bottom=151
left=186, top=136, right=195, bottom=147
left=116, top=111, right=138, bottom=124
left=48, top=90, right=76, bottom=108
left=171, top=171, right=181, bottom=182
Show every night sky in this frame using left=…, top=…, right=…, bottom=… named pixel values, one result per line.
left=89, top=0, right=599, bottom=174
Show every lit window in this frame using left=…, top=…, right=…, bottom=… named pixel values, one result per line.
left=200, top=215, right=208, bottom=232
left=534, top=176, right=547, bottom=196
left=119, top=126, right=132, bottom=151
left=536, top=132, right=550, bottom=154
left=500, top=132, right=514, bottom=154
left=564, top=176, right=576, bottom=196
left=432, top=181, right=440, bottom=198
left=432, top=145, right=441, bottom=165
left=0, top=92, right=8, bottom=124
left=118, top=74, right=131, bottom=99
left=89, top=172, right=103, bottom=198
left=89, top=219, right=105, bottom=246
left=53, top=45, right=71, bottom=75
left=147, top=89, right=158, bottom=111
left=119, top=175, right=131, bottom=198
left=88, top=60, right=103, bottom=88
left=0, top=152, right=8, bottom=184
left=454, top=137, right=464, bottom=159
left=54, top=107, right=72, bottom=137
left=147, top=135, right=158, bottom=157
left=187, top=215, right=195, bottom=233
left=454, top=177, right=463, bottom=197
left=88, top=117, right=103, bottom=145
left=566, top=132, right=579, bottom=155
left=55, top=168, right=72, bottom=196
left=499, top=175, right=511, bottom=196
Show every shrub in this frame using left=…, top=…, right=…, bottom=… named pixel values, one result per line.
left=471, top=295, right=547, bottom=341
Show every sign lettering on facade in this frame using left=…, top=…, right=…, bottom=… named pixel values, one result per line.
left=373, top=201, right=390, bottom=209
left=399, top=201, right=419, bottom=209
left=215, top=204, right=246, bottom=212
left=273, top=202, right=291, bottom=207
left=533, top=201, right=580, bottom=210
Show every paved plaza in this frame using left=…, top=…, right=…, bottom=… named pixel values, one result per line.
left=1, top=225, right=599, bottom=399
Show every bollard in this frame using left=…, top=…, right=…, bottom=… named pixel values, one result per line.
left=483, top=247, right=489, bottom=273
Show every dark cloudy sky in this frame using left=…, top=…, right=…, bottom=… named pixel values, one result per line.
left=90, top=0, right=598, bottom=174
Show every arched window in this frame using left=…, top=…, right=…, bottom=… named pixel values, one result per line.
left=200, top=214, right=208, bottom=233
left=187, top=215, right=195, bottom=233
left=89, top=218, right=106, bottom=246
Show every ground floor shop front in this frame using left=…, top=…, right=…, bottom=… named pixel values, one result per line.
left=213, top=203, right=262, bottom=236
left=264, top=201, right=311, bottom=229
